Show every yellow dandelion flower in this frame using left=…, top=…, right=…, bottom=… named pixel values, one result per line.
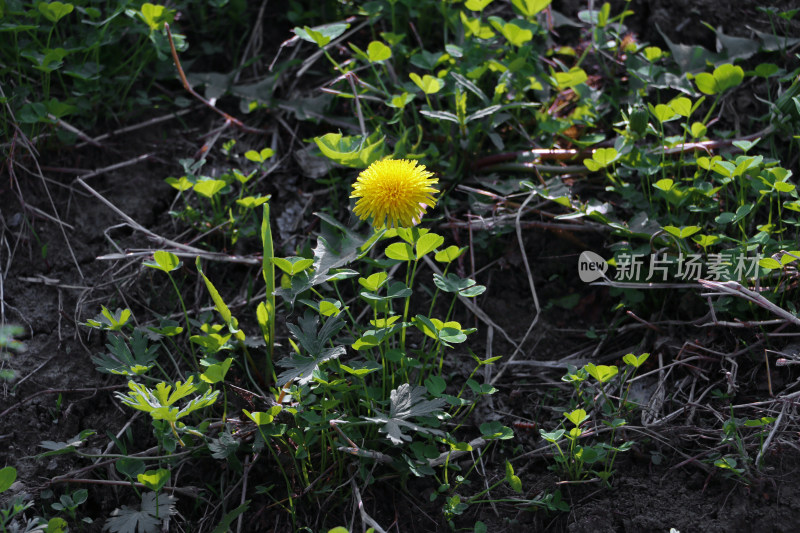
left=351, top=159, right=439, bottom=228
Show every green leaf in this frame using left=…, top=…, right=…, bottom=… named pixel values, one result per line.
left=193, top=179, right=226, bottom=198
left=754, top=63, right=779, bottom=77
left=211, top=502, right=250, bottom=533
left=137, top=469, right=170, bottom=492
left=439, top=327, right=467, bottom=344
left=416, top=232, right=444, bottom=259
left=84, top=306, right=132, bottom=331
left=39, top=430, right=96, bottom=457
left=18, top=101, right=49, bottom=123
left=273, top=257, right=314, bottom=276
left=277, top=311, right=346, bottom=386
left=652, top=178, right=674, bottom=192
left=584, top=363, right=618, bottom=383
left=200, top=357, right=233, bottom=384
left=410, top=50, right=443, bottom=70
left=103, top=492, right=176, bottom=533
left=460, top=12, right=496, bottom=39
left=387, top=281, right=413, bottom=299
left=669, top=96, right=692, bottom=117
left=480, top=420, right=514, bottom=440
left=0, top=466, right=16, bottom=493
left=190, top=333, right=231, bottom=354
left=388, top=92, right=415, bottom=109
left=583, top=147, right=619, bottom=171
left=196, top=258, right=235, bottom=329
left=690, top=122, right=707, bottom=138
left=319, top=299, right=343, bottom=317
left=294, top=23, right=349, bottom=47
left=243, top=406, right=282, bottom=425
left=490, top=19, right=533, bottom=47
left=564, top=409, right=588, bottom=427
left=732, top=138, right=760, bottom=153
left=729, top=204, right=753, bottom=223
left=313, top=132, right=385, bottom=168
left=386, top=242, right=415, bottom=261
left=505, top=461, right=523, bottom=493
left=358, top=272, right=388, bottom=292
left=351, top=334, right=380, bottom=350
left=435, top=245, right=467, bottom=263
left=409, top=72, right=445, bottom=94
left=651, top=103, right=678, bottom=123
left=424, top=375, right=447, bottom=396
left=340, top=361, right=381, bottom=378
left=539, top=428, right=565, bottom=442
left=692, top=234, right=720, bottom=248
left=236, top=196, right=270, bottom=209
left=244, top=147, right=275, bottom=163
left=144, top=250, right=181, bottom=273
left=465, top=0, right=494, bottom=11
left=115, top=377, right=219, bottom=423
left=310, top=213, right=384, bottom=285
left=433, top=273, right=486, bottom=297
left=138, top=3, right=171, bottom=31
left=694, top=63, right=745, bottom=95
left=165, top=176, right=192, bottom=191
left=363, top=384, right=447, bottom=444
left=92, top=330, right=158, bottom=376
left=46, top=517, right=67, bottom=533
left=622, top=352, right=650, bottom=368
left=759, top=257, right=782, bottom=270
left=662, top=225, right=701, bottom=238
left=553, top=67, right=588, bottom=89
left=38, top=2, right=74, bottom=23
left=45, top=97, right=75, bottom=118
left=784, top=200, right=800, bottom=212
left=115, top=458, right=145, bottom=479
left=367, top=41, right=392, bottom=62
left=511, top=0, right=551, bottom=17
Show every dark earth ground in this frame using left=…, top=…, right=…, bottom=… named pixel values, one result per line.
left=3, top=1, right=800, bottom=531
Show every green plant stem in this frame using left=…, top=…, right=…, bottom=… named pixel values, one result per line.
left=261, top=204, right=275, bottom=383
left=399, top=258, right=420, bottom=352
left=165, top=271, right=199, bottom=372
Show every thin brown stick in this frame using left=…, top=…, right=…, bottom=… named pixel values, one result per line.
left=164, top=23, right=265, bottom=134
left=71, top=153, right=152, bottom=183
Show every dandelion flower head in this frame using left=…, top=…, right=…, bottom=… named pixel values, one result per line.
left=351, top=159, right=438, bottom=228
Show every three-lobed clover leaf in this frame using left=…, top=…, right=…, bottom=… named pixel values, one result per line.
left=433, top=273, right=486, bottom=297
left=38, top=1, right=74, bottom=23
left=584, top=363, right=618, bottom=383
left=564, top=409, right=588, bottom=427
